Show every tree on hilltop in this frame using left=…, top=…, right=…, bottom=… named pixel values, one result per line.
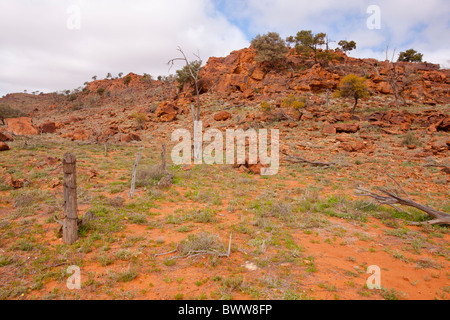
left=292, top=30, right=326, bottom=61
left=338, top=40, right=356, bottom=56
left=251, top=32, right=289, bottom=68
left=397, top=49, right=423, bottom=62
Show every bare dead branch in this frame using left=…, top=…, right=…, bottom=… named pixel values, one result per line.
left=282, top=151, right=335, bottom=167
left=355, top=180, right=450, bottom=226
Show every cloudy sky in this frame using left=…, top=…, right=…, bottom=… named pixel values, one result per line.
left=1, top=0, right=449, bottom=96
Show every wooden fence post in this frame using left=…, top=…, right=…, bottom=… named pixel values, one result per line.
left=63, top=153, right=78, bottom=244
left=161, top=143, right=166, bottom=171
left=129, top=152, right=142, bottom=199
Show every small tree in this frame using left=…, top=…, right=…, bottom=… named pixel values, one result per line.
left=175, top=60, right=202, bottom=89
left=118, top=72, right=123, bottom=78
left=293, top=30, right=326, bottom=60
left=97, top=87, right=105, bottom=96
left=251, top=32, right=289, bottom=68
left=168, top=47, right=203, bottom=161
left=92, top=75, right=97, bottom=81
left=334, top=74, right=369, bottom=113
left=0, top=104, right=26, bottom=124
left=106, top=72, right=112, bottom=79
left=397, top=49, right=423, bottom=62
left=123, top=75, right=132, bottom=86
left=338, top=40, right=356, bottom=56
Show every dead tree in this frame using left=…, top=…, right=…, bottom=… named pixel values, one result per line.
left=168, top=46, right=202, bottom=122
left=355, top=173, right=450, bottom=225
left=63, top=153, right=78, bottom=244
left=168, top=47, right=203, bottom=161
left=373, top=47, right=414, bottom=107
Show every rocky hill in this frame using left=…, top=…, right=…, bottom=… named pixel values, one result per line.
left=0, top=46, right=449, bottom=147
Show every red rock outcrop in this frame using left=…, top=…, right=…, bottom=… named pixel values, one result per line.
left=0, top=141, right=10, bottom=151
left=5, top=117, right=39, bottom=135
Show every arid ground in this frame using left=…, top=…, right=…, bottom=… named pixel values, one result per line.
left=0, top=48, right=449, bottom=300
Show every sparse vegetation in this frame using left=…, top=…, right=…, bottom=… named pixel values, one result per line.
left=251, top=32, right=289, bottom=68
left=0, top=33, right=448, bottom=302
left=334, top=74, right=369, bottom=113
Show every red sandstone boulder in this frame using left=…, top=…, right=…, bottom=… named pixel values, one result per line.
left=334, top=123, right=360, bottom=133
left=155, top=102, right=178, bottom=122
left=0, top=141, right=10, bottom=151
left=340, top=140, right=366, bottom=152
left=322, top=125, right=337, bottom=134
left=5, top=117, right=38, bottom=135
left=120, top=133, right=141, bottom=143
left=39, top=121, right=57, bottom=133
left=214, top=111, right=232, bottom=121
left=0, top=131, right=13, bottom=142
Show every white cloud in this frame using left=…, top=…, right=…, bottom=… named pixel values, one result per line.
left=218, top=0, right=450, bottom=67
left=0, top=0, right=249, bottom=96
left=1, top=0, right=448, bottom=96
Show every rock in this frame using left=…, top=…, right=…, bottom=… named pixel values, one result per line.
left=50, top=178, right=61, bottom=188
left=377, top=82, right=392, bottom=94
left=334, top=123, right=360, bottom=133
left=430, top=139, right=449, bottom=154
left=5, top=117, right=39, bottom=135
left=322, top=125, right=337, bottom=134
left=39, top=121, right=57, bottom=133
left=340, top=140, right=366, bottom=152
left=0, top=141, right=10, bottom=151
left=242, top=89, right=254, bottom=99
left=71, top=128, right=91, bottom=141
left=214, top=111, right=232, bottom=121
left=5, top=174, right=24, bottom=188
left=120, top=133, right=141, bottom=143
left=407, top=144, right=417, bottom=150
left=155, top=101, right=177, bottom=122
left=435, top=116, right=450, bottom=132
left=0, top=131, right=13, bottom=142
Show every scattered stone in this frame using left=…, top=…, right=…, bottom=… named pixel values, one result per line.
left=322, top=125, right=337, bottom=135
left=243, top=261, right=258, bottom=271
left=340, top=140, right=366, bottom=152
left=214, top=111, right=232, bottom=121
left=155, top=101, right=177, bottom=122
left=120, top=133, right=141, bottom=143
left=0, top=131, right=13, bottom=142
left=334, top=123, right=360, bottom=133
left=0, top=141, right=10, bottom=151
left=39, top=121, right=57, bottom=133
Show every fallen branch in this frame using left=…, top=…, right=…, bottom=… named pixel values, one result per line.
left=282, top=151, right=335, bottom=167
left=355, top=174, right=450, bottom=225
left=155, top=233, right=232, bottom=260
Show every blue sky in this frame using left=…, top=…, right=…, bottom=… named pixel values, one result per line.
left=0, top=0, right=449, bottom=96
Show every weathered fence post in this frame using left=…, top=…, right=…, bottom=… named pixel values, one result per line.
left=63, top=153, right=78, bottom=244
left=129, top=152, right=142, bottom=199
left=161, top=143, right=166, bottom=171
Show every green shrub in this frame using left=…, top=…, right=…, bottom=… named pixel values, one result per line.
left=281, top=94, right=306, bottom=110
left=251, top=32, right=289, bottom=68
left=0, top=104, right=26, bottom=122
left=96, top=87, right=105, bottom=96
left=123, top=75, right=132, bottom=86
left=260, top=101, right=273, bottom=113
